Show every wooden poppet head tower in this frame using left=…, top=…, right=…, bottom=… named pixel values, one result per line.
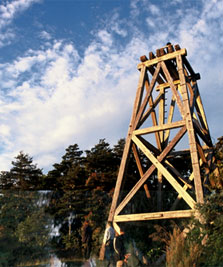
left=107, top=43, right=214, bottom=233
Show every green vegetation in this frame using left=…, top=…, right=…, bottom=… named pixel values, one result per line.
left=0, top=139, right=125, bottom=265
left=0, top=191, right=51, bottom=265
left=0, top=137, right=222, bottom=266
left=149, top=137, right=223, bottom=267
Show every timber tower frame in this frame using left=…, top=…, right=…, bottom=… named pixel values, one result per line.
left=107, top=43, right=213, bottom=232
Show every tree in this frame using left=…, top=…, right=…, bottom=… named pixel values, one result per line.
left=209, top=136, right=223, bottom=190
left=46, top=144, right=85, bottom=190
left=84, top=139, right=119, bottom=191
left=46, top=140, right=120, bottom=259
left=85, top=139, right=116, bottom=174
left=0, top=151, right=43, bottom=190
left=45, top=144, right=87, bottom=258
left=0, top=191, right=51, bottom=265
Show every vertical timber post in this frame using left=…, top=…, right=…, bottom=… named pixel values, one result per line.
left=108, top=65, right=147, bottom=223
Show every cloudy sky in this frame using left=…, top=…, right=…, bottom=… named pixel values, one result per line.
left=0, top=0, right=222, bottom=172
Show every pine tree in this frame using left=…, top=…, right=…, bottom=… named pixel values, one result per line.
left=84, top=139, right=118, bottom=191
left=46, top=144, right=85, bottom=190
left=0, top=151, right=43, bottom=190
left=85, top=139, right=116, bottom=174
left=45, top=144, right=87, bottom=258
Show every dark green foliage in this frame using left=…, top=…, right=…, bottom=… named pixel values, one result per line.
left=147, top=136, right=223, bottom=267
left=209, top=136, right=223, bottom=190
left=46, top=144, right=86, bottom=190
left=188, top=192, right=223, bottom=266
left=0, top=191, right=51, bottom=266
left=0, top=136, right=200, bottom=264
left=44, top=144, right=87, bottom=257
left=85, top=139, right=116, bottom=174
left=84, top=139, right=118, bottom=191
left=161, top=192, right=223, bottom=267
left=44, top=140, right=120, bottom=258
left=1, top=136, right=222, bottom=265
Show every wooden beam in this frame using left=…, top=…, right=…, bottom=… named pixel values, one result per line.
left=114, top=210, right=194, bottom=222
left=176, top=54, right=204, bottom=204
left=147, top=64, right=166, bottom=84
left=193, top=82, right=212, bottom=146
left=159, top=87, right=165, bottom=144
left=132, top=143, right=151, bottom=199
left=164, top=160, right=193, bottom=189
left=133, top=120, right=185, bottom=136
left=133, top=62, right=161, bottom=130
left=164, top=95, right=176, bottom=146
left=112, top=222, right=121, bottom=235
left=157, top=170, right=163, bottom=211
left=148, top=94, right=162, bottom=150
left=171, top=157, right=204, bottom=210
left=156, top=80, right=180, bottom=91
left=182, top=56, right=197, bottom=78
left=195, top=135, right=207, bottom=164
left=193, top=119, right=213, bottom=148
left=138, top=92, right=163, bottom=128
left=194, top=88, right=209, bottom=131
left=161, top=61, right=184, bottom=115
left=107, top=65, right=147, bottom=222
left=185, top=78, right=196, bottom=113
left=137, top=48, right=187, bottom=69
left=157, top=82, right=165, bottom=208
left=133, top=135, right=196, bottom=209
left=169, top=146, right=212, bottom=157
left=115, top=126, right=187, bottom=215
left=143, top=72, right=162, bottom=150
left=165, top=59, right=179, bottom=81
left=137, top=136, right=160, bottom=156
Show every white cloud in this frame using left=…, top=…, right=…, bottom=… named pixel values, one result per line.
left=0, top=0, right=41, bottom=47
left=0, top=33, right=142, bottom=171
left=0, top=0, right=223, bottom=173
left=111, top=23, right=127, bottom=38
left=0, top=29, right=15, bottom=47
left=0, top=0, right=41, bottom=28
left=149, top=4, right=160, bottom=15
left=130, top=0, right=141, bottom=17
left=40, top=30, right=52, bottom=40
left=146, top=17, right=155, bottom=28
left=0, top=124, right=10, bottom=135
left=98, top=30, right=112, bottom=45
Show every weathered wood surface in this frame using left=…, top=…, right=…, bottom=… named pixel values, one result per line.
left=114, top=210, right=194, bottom=222
left=108, top=65, right=147, bottom=222
left=100, top=44, right=214, bottom=260
left=133, top=63, right=161, bottom=129
left=107, top=43, right=213, bottom=226
left=133, top=120, right=185, bottom=135
left=132, top=134, right=196, bottom=209
left=156, top=80, right=180, bottom=90
left=132, top=143, right=151, bottom=199
left=137, top=48, right=187, bottom=69
left=176, top=54, right=204, bottom=203
left=114, top=126, right=187, bottom=216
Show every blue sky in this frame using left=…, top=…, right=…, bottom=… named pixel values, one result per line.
left=0, top=0, right=222, bottom=172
